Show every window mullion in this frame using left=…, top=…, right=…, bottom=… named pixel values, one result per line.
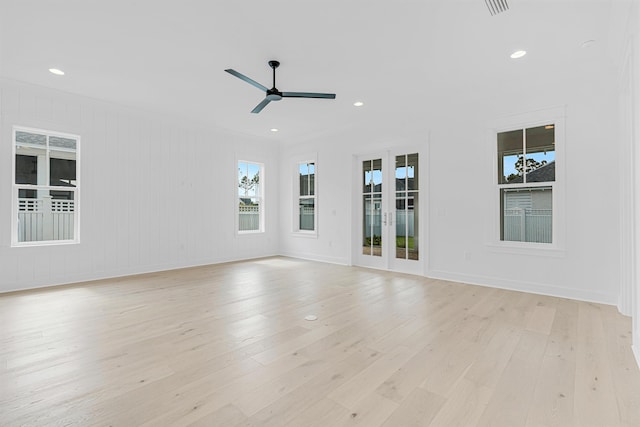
left=522, top=128, right=527, bottom=184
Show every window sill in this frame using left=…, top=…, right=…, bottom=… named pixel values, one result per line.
left=486, top=241, right=566, bottom=258
left=12, top=239, right=79, bottom=248
left=237, top=230, right=264, bottom=236
left=291, top=231, right=318, bottom=239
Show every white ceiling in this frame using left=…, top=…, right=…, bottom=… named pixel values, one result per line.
left=0, top=0, right=626, bottom=144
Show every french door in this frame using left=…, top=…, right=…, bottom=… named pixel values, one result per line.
left=356, top=150, right=422, bottom=275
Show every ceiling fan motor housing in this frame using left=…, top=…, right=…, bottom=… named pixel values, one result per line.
left=266, top=88, right=282, bottom=101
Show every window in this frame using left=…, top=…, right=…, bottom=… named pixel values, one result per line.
left=296, top=161, right=316, bottom=233
left=497, top=124, right=555, bottom=244
left=237, top=160, right=263, bottom=233
left=12, top=127, right=80, bottom=245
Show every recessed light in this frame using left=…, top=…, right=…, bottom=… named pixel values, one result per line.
left=48, top=68, right=65, bottom=75
left=353, top=101, right=364, bottom=107
left=510, top=50, right=527, bottom=59
left=270, top=128, right=279, bottom=132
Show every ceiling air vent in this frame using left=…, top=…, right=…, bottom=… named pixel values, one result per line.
left=485, top=0, right=509, bottom=15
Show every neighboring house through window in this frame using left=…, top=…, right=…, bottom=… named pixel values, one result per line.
left=497, top=124, right=556, bottom=244
left=12, top=127, right=80, bottom=245
left=237, top=160, right=263, bottom=233
left=296, top=161, right=316, bottom=233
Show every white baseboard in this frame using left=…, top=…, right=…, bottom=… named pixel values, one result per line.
left=278, top=251, right=350, bottom=266
left=427, top=269, right=617, bottom=306
left=1, top=253, right=281, bottom=294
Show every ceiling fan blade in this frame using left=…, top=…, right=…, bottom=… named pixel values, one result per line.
left=225, top=69, right=268, bottom=92
left=282, top=92, right=336, bottom=99
left=251, top=98, right=271, bottom=114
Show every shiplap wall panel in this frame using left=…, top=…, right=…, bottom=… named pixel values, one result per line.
left=0, top=79, right=279, bottom=292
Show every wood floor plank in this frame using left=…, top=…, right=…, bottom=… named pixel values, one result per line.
left=185, top=403, right=248, bottom=427
left=247, top=347, right=382, bottom=427
left=331, top=392, right=399, bottom=426
left=600, top=305, right=640, bottom=426
left=381, top=387, right=446, bottom=427
left=0, top=257, right=638, bottom=426
left=328, top=345, right=415, bottom=409
left=525, top=298, right=577, bottom=427
left=427, top=378, right=493, bottom=427
left=475, top=330, right=549, bottom=426
left=573, top=303, right=622, bottom=427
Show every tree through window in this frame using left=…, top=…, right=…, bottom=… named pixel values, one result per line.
left=237, top=161, right=263, bottom=232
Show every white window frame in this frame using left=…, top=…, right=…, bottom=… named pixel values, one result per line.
left=293, top=157, right=318, bottom=236
left=11, top=126, right=80, bottom=247
left=236, top=160, right=264, bottom=234
left=488, top=107, right=566, bottom=255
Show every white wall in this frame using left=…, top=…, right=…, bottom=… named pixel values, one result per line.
left=623, top=0, right=640, bottom=369
left=279, top=39, right=622, bottom=306
left=0, top=79, right=280, bottom=293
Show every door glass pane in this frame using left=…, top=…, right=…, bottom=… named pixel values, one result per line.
left=395, top=153, right=419, bottom=261
left=396, top=192, right=407, bottom=259
left=407, top=153, right=418, bottom=191
left=395, top=155, right=406, bottom=191
left=363, top=158, right=383, bottom=257
left=396, top=191, right=419, bottom=260
left=363, top=160, right=372, bottom=193
left=362, top=195, right=382, bottom=256
left=372, top=159, right=382, bottom=192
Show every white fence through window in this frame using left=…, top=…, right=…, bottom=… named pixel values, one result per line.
left=503, top=208, right=552, bottom=243
left=17, top=197, right=75, bottom=242
left=299, top=206, right=314, bottom=230
left=239, top=205, right=260, bottom=231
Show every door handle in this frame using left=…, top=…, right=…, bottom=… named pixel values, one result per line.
left=383, top=212, right=387, bottom=226
left=389, top=212, right=393, bottom=226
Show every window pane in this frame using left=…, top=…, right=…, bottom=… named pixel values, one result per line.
left=498, top=129, right=524, bottom=184
left=16, top=131, right=46, bottom=146
left=49, top=136, right=77, bottom=150
left=238, top=162, right=260, bottom=197
left=299, top=198, right=315, bottom=231
left=15, top=154, right=39, bottom=185
left=525, top=125, right=555, bottom=182
left=50, top=158, right=77, bottom=187
left=17, top=188, right=75, bottom=242
left=501, top=187, right=552, bottom=243
left=239, top=198, right=260, bottom=231
left=299, top=162, right=315, bottom=197
left=308, top=162, right=315, bottom=196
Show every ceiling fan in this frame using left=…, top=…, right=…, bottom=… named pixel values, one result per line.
left=225, top=60, right=336, bottom=113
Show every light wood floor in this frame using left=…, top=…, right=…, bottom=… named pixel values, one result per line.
left=1, top=257, right=639, bottom=427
